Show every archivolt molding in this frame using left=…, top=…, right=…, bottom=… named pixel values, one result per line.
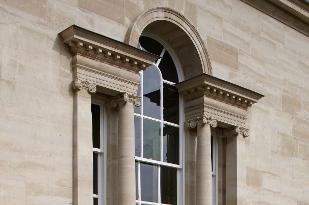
left=59, top=25, right=159, bottom=95
left=177, top=74, right=263, bottom=137
left=126, top=7, right=212, bottom=75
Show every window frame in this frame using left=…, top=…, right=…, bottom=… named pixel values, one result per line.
left=92, top=99, right=107, bottom=205
left=135, top=35, right=185, bottom=205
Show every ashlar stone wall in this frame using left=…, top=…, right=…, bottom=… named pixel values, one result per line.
left=0, top=0, right=308, bottom=205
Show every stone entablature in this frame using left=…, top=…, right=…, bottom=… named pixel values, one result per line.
left=177, top=74, right=263, bottom=136
left=241, top=0, right=309, bottom=36
left=59, top=25, right=159, bottom=96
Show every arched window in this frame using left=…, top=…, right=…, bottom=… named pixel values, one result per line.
left=134, top=36, right=181, bottom=205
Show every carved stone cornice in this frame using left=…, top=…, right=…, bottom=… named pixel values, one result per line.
left=186, top=115, right=217, bottom=129
left=177, top=74, right=263, bottom=137
left=59, top=25, right=159, bottom=96
left=177, top=74, right=263, bottom=110
left=60, top=25, right=159, bottom=73
left=240, top=0, right=309, bottom=37
left=110, top=93, right=141, bottom=108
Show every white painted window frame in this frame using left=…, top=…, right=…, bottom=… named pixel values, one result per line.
left=92, top=100, right=107, bottom=205
left=136, top=36, right=184, bottom=205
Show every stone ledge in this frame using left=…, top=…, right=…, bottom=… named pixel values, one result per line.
left=241, top=0, right=309, bottom=37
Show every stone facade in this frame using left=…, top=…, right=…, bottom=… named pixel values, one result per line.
left=0, top=1, right=308, bottom=205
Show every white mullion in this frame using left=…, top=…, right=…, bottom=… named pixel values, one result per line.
left=162, top=121, right=179, bottom=128
left=140, top=71, right=144, bottom=158
left=158, top=166, right=161, bottom=205
left=135, top=157, right=181, bottom=169
left=162, top=79, right=176, bottom=85
left=156, top=49, right=166, bottom=66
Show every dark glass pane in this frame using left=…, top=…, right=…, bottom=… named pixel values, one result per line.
left=211, top=136, right=213, bottom=172
left=91, top=104, right=100, bottom=149
left=141, top=163, right=158, bottom=202
left=161, top=167, right=177, bottom=205
left=163, top=83, right=179, bottom=124
left=163, top=124, right=179, bottom=164
left=135, top=163, right=139, bottom=200
left=134, top=83, right=141, bottom=114
left=93, top=198, right=98, bottom=205
left=143, top=65, right=161, bottom=119
left=143, top=118, right=160, bottom=161
left=93, top=153, right=98, bottom=195
left=159, top=51, right=178, bottom=83
left=135, top=116, right=141, bottom=157
left=139, top=36, right=163, bottom=56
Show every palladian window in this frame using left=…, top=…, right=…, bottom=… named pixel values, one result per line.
left=134, top=36, right=181, bottom=205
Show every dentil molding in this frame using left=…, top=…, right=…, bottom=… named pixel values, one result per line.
left=59, top=25, right=159, bottom=96
left=177, top=74, right=263, bottom=136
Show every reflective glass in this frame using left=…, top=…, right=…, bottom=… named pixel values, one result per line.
left=163, top=124, right=179, bottom=164
left=163, top=83, right=179, bottom=124
left=143, top=65, right=161, bottom=119
left=140, top=163, right=158, bottom=202
left=161, top=167, right=177, bottom=205
left=159, top=51, right=178, bottom=83
left=143, top=118, right=160, bottom=160
left=93, top=153, right=98, bottom=195
left=91, top=104, right=100, bottom=149
left=135, top=116, right=141, bottom=157
left=135, top=163, right=139, bottom=200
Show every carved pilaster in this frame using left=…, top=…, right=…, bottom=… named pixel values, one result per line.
left=72, top=79, right=97, bottom=93
left=186, top=115, right=218, bottom=129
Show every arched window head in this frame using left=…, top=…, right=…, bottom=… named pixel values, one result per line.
left=134, top=36, right=181, bottom=205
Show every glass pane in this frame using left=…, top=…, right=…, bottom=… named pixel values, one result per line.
left=140, top=163, right=158, bottom=202
left=161, top=167, right=177, bottom=205
left=134, top=83, right=141, bottom=114
left=143, top=65, right=161, bottom=119
left=163, top=124, right=179, bottom=164
left=135, top=116, right=141, bottom=157
left=143, top=118, right=161, bottom=160
left=163, top=83, right=179, bottom=124
left=139, top=36, right=164, bottom=56
left=93, top=198, right=98, bottom=205
left=136, top=163, right=139, bottom=200
left=159, top=51, right=178, bottom=83
left=93, top=153, right=98, bottom=195
left=91, top=104, right=100, bottom=149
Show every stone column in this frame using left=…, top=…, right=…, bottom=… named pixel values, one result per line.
left=191, top=116, right=217, bottom=205
left=113, top=93, right=138, bottom=205
left=73, top=83, right=96, bottom=205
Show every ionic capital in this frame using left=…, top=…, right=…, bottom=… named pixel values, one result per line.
left=186, top=115, right=217, bottom=129
left=72, top=79, right=96, bottom=93
left=110, top=93, right=141, bottom=108
left=235, top=126, right=249, bottom=138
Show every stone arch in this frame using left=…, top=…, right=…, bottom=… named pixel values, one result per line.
left=126, top=7, right=212, bottom=79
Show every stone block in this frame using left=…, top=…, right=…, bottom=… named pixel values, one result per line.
left=298, top=142, right=309, bottom=160
left=78, top=0, right=125, bottom=25
left=282, top=93, right=301, bottom=115
left=246, top=167, right=262, bottom=188
left=293, top=118, right=309, bottom=142
left=207, top=37, right=238, bottom=70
